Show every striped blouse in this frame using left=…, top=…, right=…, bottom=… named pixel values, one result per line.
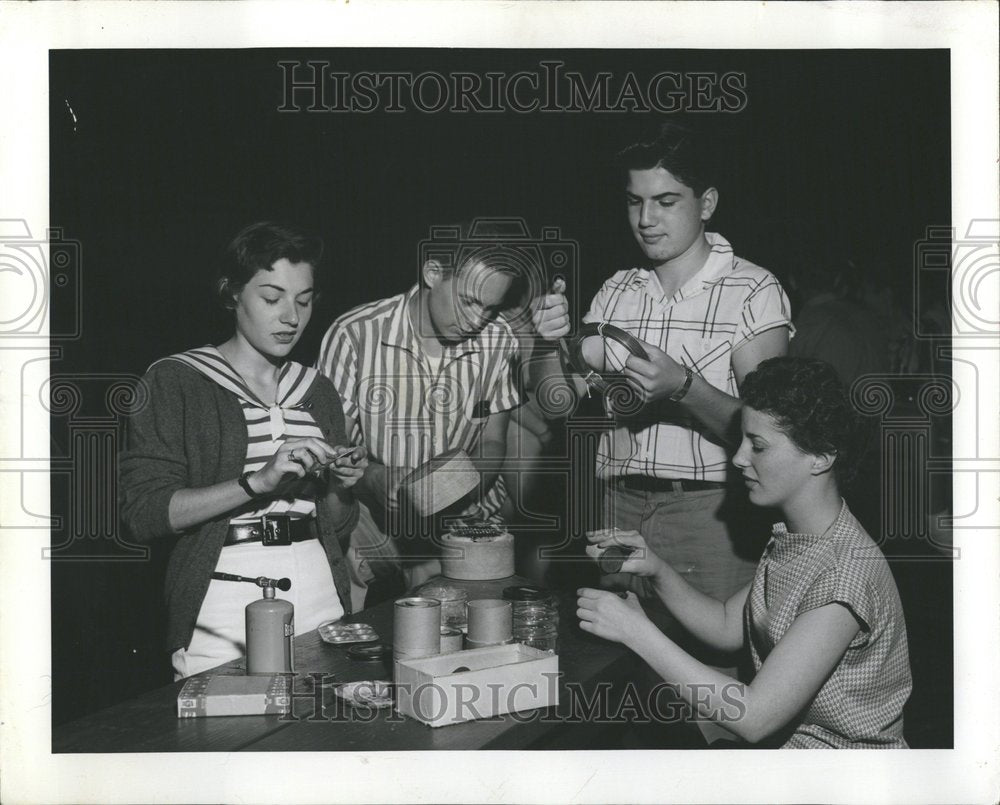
left=159, top=347, right=325, bottom=523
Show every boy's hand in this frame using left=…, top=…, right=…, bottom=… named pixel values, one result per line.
left=531, top=283, right=570, bottom=341
left=623, top=341, right=689, bottom=403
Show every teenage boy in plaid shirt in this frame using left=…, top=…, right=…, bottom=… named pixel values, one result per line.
left=533, top=122, right=792, bottom=628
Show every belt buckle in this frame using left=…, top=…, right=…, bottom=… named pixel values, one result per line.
left=261, top=515, right=291, bottom=546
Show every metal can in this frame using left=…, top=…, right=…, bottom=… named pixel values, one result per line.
left=393, top=596, right=442, bottom=662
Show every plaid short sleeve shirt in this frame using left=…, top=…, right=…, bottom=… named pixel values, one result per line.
left=583, top=233, right=792, bottom=481
left=745, top=502, right=912, bottom=748
left=317, top=285, right=522, bottom=518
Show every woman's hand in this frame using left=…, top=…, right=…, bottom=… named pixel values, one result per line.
left=585, top=528, right=666, bottom=579
left=576, top=588, right=648, bottom=646
left=249, top=437, right=343, bottom=494
left=327, top=445, right=368, bottom=489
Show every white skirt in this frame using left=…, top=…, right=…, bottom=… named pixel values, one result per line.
left=171, top=538, right=344, bottom=679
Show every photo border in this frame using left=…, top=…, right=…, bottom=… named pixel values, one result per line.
left=1, top=2, right=997, bottom=803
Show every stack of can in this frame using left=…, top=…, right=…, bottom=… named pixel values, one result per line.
left=504, top=585, right=559, bottom=653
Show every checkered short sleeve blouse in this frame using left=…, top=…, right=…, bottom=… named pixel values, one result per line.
left=745, top=502, right=912, bottom=748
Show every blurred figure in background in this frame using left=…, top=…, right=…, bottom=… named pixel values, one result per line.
left=783, top=227, right=893, bottom=539
left=784, top=235, right=890, bottom=386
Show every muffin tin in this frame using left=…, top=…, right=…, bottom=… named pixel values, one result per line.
left=318, top=620, right=380, bottom=645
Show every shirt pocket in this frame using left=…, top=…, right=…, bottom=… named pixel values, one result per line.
left=681, top=334, right=733, bottom=391
left=465, top=397, right=492, bottom=421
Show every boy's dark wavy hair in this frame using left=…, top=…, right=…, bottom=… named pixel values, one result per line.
left=613, top=120, right=716, bottom=197
left=741, top=356, right=867, bottom=486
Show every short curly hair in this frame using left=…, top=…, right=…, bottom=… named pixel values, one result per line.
left=740, top=357, right=867, bottom=486
left=216, top=221, right=323, bottom=310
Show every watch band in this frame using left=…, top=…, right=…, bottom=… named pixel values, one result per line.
left=668, top=366, right=695, bottom=402
left=238, top=471, right=261, bottom=498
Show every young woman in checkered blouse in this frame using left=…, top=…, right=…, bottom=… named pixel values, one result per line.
left=578, top=357, right=912, bottom=748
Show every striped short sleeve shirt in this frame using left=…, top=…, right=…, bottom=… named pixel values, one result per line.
left=317, top=285, right=521, bottom=517
left=583, top=232, right=792, bottom=482
left=745, top=502, right=912, bottom=748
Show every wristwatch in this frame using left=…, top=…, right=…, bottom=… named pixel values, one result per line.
left=238, top=471, right=261, bottom=498
left=668, top=366, right=695, bottom=402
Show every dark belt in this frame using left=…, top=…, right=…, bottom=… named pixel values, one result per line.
left=224, top=515, right=316, bottom=547
left=618, top=476, right=727, bottom=493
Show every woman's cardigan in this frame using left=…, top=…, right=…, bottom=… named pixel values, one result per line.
left=119, top=359, right=358, bottom=652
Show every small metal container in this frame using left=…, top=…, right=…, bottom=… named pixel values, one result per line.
left=439, top=627, right=464, bottom=654
left=598, top=545, right=635, bottom=574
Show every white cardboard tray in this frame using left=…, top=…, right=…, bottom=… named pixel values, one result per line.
left=394, top=643, right=559, bottom=727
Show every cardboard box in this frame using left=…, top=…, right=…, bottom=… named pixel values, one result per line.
left=176, top=674, right=291, bottom=718
left=394, top=643, right=558, bottom=727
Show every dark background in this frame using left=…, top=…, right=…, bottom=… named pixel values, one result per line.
left=49, top=49, right=952, bottom=745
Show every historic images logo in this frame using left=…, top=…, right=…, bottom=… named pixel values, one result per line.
left=278, top=60, right=748, bottom=114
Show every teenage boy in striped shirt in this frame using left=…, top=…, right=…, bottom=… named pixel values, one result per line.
left=533, top=122, right=792, bottom=638
left=317, top=229, right=522, bottom=606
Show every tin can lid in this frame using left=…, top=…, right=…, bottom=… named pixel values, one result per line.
left=502, top=584, right=552, bottom=602
left=394, top=596, right=441, bottom=608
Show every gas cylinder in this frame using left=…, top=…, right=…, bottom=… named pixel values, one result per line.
left=245, top=584, right=294, bottom=674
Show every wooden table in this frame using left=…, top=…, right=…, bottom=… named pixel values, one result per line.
left=53, top=576, right=638, bottom=753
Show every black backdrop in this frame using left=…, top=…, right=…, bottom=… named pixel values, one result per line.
left=49, top=49, right=952, bottom=742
